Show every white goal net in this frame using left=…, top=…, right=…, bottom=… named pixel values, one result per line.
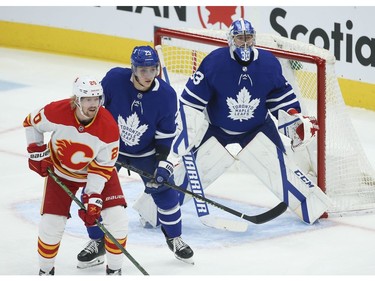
left=154, top=27, right=375, bottom=215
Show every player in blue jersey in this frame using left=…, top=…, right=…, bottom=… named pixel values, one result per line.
left=76, top=46, right=194, bottom=267
left=174, top=18, right=318, bottom=157
left=172, top=19, right=319, bottom=207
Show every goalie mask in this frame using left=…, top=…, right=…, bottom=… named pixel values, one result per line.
left=227, top=18, right=256, bottom=62
left=72, top=76, right=103, bottom=118
left=131, top=46, right=160, bottom=80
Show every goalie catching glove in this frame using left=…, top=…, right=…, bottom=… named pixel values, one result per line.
left=27, top=143, right=53, bottom=177
left=278, top=109, right=319, bottom=150
left=78, top=193, right=103, bottom=226
left=145, top=160, right=174, bottom=193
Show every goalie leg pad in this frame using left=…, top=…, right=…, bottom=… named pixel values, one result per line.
left=174, top=136, right=236, bottom=205
left=132, top=193, right=159, bottom=228
left=237, top=132, right=331, bottom=224
left=174, top=137, right=249, bottom=232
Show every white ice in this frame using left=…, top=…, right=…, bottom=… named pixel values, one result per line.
left=1, top=47, right=375, bottom=280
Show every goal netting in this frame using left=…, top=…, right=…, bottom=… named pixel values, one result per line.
left=154, top=27, right=375, bottom=215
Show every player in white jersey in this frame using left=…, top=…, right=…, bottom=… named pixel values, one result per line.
left=23, top=76, right=128, bottom=275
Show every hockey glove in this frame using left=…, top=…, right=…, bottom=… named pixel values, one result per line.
left=78, top=193, right=103, bottom=226
left=27, top=143, right=53, bottom=177
left=287, top=108, right=319, bottom=150
left=145, top=160, right=174, bottom=192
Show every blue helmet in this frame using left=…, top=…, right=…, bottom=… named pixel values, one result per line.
left=131, top=45, right=160, bottom=69
left=227, top=18, right=256, bottom=62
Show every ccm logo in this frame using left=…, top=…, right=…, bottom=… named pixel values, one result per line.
left=294, top=169, right=315, bottom=188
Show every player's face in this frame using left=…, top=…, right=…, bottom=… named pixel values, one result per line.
left=234, top=33, right=254, bottom=48
left=79, top=96, right=101, bottom=119
left=134, top=66, right=158, bottom=87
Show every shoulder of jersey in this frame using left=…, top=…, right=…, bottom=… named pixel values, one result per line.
left=106, top=67, right=132, bottom=79
left=257, top=48, right=277, bottom=60
left=43, top=99, right=74, bottom=123
left=85, top=107, right=120, bottom=144
left=202, top=47, right=230, bottom=65
left=210, top=47, right=229, bottom=57
left=98, top=107, right=119, bottom=131
left=156, top=78, right=177, bottom=98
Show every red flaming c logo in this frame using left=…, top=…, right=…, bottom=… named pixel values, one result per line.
left=55, top=139, right=94, bottom=170
left=198, top=6, right=245, bottom=29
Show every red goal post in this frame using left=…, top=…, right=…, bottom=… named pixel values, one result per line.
left=154, top=27, right=375, bottom=215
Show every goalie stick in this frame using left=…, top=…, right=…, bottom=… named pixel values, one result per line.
left=117, top=161, right=288, bottom=224
left=47, top=168, right=149, bottom=276
left=155, top=45, right=248, bottom=232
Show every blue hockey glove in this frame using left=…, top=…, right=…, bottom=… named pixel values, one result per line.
left=145, top=160, right=174, bottom=190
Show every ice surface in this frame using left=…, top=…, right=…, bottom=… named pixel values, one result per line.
left=1, top=47, right=374, bottom=280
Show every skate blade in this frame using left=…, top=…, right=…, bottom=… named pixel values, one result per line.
left=77, top=256, right=105, bottom=269
left=175, top=255, right=195, bottom=265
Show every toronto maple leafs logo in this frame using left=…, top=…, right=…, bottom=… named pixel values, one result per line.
left=226, top=87, right=260, bottom=122
left=118, top=113, right=148, bottom=146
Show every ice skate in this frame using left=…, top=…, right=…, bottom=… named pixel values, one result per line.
left=106, top=265, right=122, bottom=275
left=39, top=267, right=55, bottom=275
left=166, top=236, right=194, bottom=264
left=162, top=227, right=194, bottom=264
left=77, top=238, right=105, bottom=269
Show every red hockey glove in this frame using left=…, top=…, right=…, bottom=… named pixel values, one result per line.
left=27, top=143, right=53, bottom=177
left=78, top=193, right=103, bottom=226
left=287, top=108, right=319, bottom=149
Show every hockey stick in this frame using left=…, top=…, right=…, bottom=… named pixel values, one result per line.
left=117, top=161, right=288, bottom=224
left=46, top=168, right=149, bottom=276
left=155, top=44, right=212, bottom=220
left=155, top=45, right=248, bottom=232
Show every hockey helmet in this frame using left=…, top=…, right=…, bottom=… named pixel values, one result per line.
left=72, top=76, right=104, bottom=116
left=227, top=18, right=256, bottom=62
left=73, top=76, right=103, bottom=98
left=131, top=46, right=160, bottom=76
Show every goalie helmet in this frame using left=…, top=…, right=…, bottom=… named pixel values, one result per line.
left=227, top=18, right=256, bottom=62
left=131, top=46, right=160, bottom=76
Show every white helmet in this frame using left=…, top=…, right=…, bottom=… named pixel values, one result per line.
left=72, top=76, right=103, bottom=118
left=73, top=75, right=103, bottom=98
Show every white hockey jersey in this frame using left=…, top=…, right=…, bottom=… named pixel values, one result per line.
left=23, top=98, right=120, bottom=194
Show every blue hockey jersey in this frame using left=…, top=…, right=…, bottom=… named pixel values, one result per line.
left=180, top=47, right=301, bottom=134
left=102, top=67, right=177, bottom=157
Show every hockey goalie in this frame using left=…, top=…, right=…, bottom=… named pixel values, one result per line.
left=172, top=18, right=331, bottom=225
left=136, top=18, right=332, bottom=228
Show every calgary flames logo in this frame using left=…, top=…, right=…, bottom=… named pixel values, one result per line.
left=55, top=139, right=94, bottom=170
left=197, top=6, right=245, bottom=29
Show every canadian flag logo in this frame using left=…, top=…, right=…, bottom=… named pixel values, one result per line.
left=197, top=6, right=245, bottom=29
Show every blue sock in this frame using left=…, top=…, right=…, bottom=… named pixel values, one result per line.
left=87, top=224, right=104, bottom=240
